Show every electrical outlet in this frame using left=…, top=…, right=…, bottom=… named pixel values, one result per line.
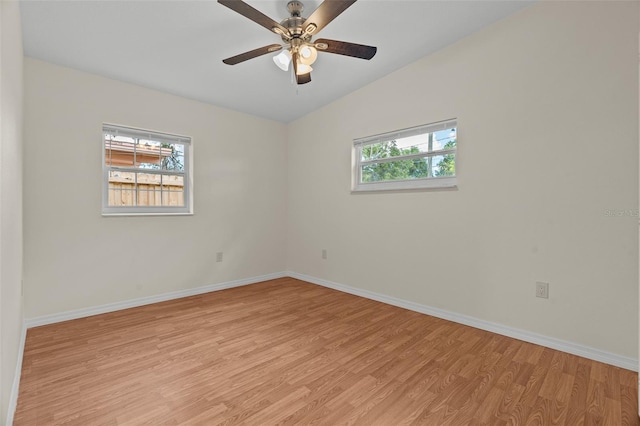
left=536, top=282, right=549, bottom=299
left=322, top=249, right=327, bottom=260
left=216, top=252, right=223, bottom=262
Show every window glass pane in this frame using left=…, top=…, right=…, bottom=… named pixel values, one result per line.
left=161, top=175, right=185, bottom=207
left=136, top=173, right=161, bottom=206
left=362, top=158, right=429, bottom=182
left=108, top=185, right=135, bottom=206
left=104, top=135, right=188, bottom=171
left=360, top=154, right=456, bottom=183
left=108, top=169, right=135, bottom=183
left=360, top=127, right=457, bottom=162
left=360, top=141, right=409, bottom=161
left=107, top=170, right=133, bottom=206
left=394, top=134, right=431, bottom=156
left=432, top=153, right=456, bottom=177
left=432, top=128, right=457, bottom=151
left=136, top=139, right=163, bottom=170
left=107, top=172, right=185, bottom=208
left=105, top=134, right=136, bottom=167
left=161, top=143, right=185, bottom=171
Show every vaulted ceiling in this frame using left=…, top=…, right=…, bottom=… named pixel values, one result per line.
left=20, top=0, right=533, bottom=123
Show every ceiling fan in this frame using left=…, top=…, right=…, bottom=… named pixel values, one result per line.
left=218, top=0, right=377, bottom=85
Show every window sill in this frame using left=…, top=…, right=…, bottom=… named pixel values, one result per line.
left=101, top=212, right=194, bottom=217
left=352, top=177, right=457, bottom=193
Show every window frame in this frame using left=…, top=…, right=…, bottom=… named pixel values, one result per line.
left=102, top=124, right=193, bottom=216
left=352, top=119, right=458, bottom=192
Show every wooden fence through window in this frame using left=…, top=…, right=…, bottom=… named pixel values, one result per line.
left=108, top=172, right=184, bottom=207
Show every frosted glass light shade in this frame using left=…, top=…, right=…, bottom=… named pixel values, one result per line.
left=296, top=63, right=313, bottom=75
left=273, top=50, right=292, bottom=71
left=299, top=45, right=318, bottom=66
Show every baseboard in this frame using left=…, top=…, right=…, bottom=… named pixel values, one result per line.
left=25, top=272, right=287, bottom=328
left=5, top=322, right=27, bottom=426
left=286, top=271, right=638, bottom=372
left=21, top=270, right=638, bottom=372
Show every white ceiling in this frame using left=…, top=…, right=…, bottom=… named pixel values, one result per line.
left=20, top=0, right=533, bottom=123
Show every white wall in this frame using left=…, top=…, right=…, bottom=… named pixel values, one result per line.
left=287, top=1, right=639, bottom=359
left=0, top=0, right=24, bottom=423
left=23, top=58, right=287, bottom=319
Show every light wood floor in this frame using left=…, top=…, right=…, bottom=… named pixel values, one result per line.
left=14, top=278, right=638, bottom=425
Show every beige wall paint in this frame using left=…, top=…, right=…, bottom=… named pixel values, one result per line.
left=1, top=0, right=24, bottom=422
left=23, top=58, right=287, bottom=318
left=287, top=1, right=639, bottom=359
left=20, top=0, right=639, bottom=367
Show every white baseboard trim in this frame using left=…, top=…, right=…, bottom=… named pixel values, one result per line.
left=25, top=272, right=287, bottom=329
left=286, top=271, right=638, bottom=372
left=5, top=322, right=27, bottom=426
left=21, top=270, right=638, bottom=372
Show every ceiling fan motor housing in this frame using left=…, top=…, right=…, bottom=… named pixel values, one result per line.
left=287, top=1, right=304, bottom=16
left=281, top=1, right=310, bottom=42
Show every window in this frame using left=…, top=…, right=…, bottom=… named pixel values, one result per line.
left=102, top=124, right=192, bottom=215
left=352, top=119, right=457, bottom=192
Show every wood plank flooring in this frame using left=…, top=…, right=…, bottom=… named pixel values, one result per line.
left=14, top=278, right=639, bottom=425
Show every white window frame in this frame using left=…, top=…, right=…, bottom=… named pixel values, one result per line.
left=102, top=124, right=193, bottom=216
left=352, top=119, right=457, bottom=192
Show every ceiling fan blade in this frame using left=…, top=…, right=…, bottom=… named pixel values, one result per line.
left=291, top=52, right=312, bottom=85
left=315, top=38, right=377, bottom=60
left=218, top=0, right=290, bottom=38
left=302, top=0, right=357, bottom=35
left=297, top=72, right=312, bottom=85
left=222, top=44, right=282, bottom=65
left=292, top=51, right=298, bottom=75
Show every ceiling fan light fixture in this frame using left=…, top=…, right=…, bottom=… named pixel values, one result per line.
left=218, top=0, right=377, bottom=85
left=296, top=63, right=313, bottom=75
left=299, top=45, right=318, bottom=65
left=273, top=49, right=292, bottom=71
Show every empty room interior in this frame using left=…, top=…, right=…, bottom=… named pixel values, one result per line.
left=1, top=0, right=639, bottom=424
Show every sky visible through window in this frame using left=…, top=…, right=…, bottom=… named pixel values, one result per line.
left=395, top=128, right=456, bottom=154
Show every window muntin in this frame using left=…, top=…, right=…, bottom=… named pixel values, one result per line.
left=353, top=119, right=457, bottom=191
left=102, top=124, right=192, bottom=215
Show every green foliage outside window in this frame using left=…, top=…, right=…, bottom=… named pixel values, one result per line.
left=361, top=139, right=456, bottom=182
left=434, top=140, right=456, bottom=177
